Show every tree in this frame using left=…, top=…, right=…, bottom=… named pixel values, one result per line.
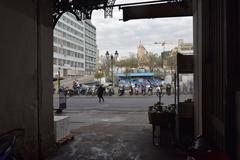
left=128, top=54, right=138, bottom=68
left=99, top=55, right=109, bottom=77
left=124, top=67, right=132, bottom=80
left=143, top=52, right=162, bottom=71
left=154, top=69, right=165, bottom=79
left=164, top=51, right=177, bottom=72
left=116, top=54, right=138, bottom=69
left=95, top=72, right=104, bottom=81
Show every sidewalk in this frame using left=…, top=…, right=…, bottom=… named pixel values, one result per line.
left=48, top=124, right=186, bottom=160
left=49, top=95, right=192, bottom=160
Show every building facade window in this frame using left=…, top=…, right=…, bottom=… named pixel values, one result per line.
left=53, top=13, right=97, bottom=76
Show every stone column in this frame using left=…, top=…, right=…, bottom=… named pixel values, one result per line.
left=0, top=0, right=54, bottom=159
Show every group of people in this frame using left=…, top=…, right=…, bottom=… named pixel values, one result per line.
left=72, top=80, right=82, bottom=95
left=73, top=80, right=105, bottom=103
left=156, top=84, right=172, bottom=96
left=129, top=84, right=152, bottom=95
left=71, top=80, right=173, bottom=103
left=119, top=83, right=172, bottom=96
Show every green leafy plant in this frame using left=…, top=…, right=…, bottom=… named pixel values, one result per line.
left=162, top=104, right=176, bottom=113
left=153, top=101, right=163, bottom=112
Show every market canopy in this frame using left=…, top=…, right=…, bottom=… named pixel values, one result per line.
left=117, top=72, right=154, bottom=77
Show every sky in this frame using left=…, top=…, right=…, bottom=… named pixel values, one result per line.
left=91, top=0, right=193, bottom=58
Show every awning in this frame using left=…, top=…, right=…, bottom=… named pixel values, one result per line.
left=177, top=53, right=193, bottom=73
left=117, top=72, right=154, bottom=77
left=122, top=1, right=192, bottom=21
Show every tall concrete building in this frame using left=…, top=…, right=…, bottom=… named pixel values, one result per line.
left=84, top=20, right=97, bottom=75
left=53, top=12, right=97, bottom=77
left=96, top=48, right=100, bottom=70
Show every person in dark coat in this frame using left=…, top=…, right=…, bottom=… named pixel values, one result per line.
left=97, top=85, right=105, bottom=103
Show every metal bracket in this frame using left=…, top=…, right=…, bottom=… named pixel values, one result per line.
left=53, top=0, right=116, bottom=27
left=104, top=0, right=116, bottom=18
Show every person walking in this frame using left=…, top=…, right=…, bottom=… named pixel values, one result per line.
left=76, top=80, right=81, bottom=95
left=97, top=84, right=105, bottom=103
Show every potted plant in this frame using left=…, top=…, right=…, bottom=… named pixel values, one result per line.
left=148, top=90, right=176, bottom=124
left=148, top=93, right=176, bottom=146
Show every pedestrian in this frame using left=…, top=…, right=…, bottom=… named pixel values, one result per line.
left=166, top=84, right=171, bottom=95
left=72, top=81, right=77, bottom=90
left=156, top=85, right=160, bottom=95
left=97, top=84, right=105, bottom=103
left=76, top=80, right=81, bottom=95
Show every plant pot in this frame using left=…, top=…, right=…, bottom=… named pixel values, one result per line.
left=148, top=112, right=175, bottom=126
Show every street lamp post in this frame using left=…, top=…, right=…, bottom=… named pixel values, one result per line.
left=58, top=67, right=61, bottom=94
left=75, top=63, right=77, bottom=80
left=114, top=51, right=119, bottom=87
left=105, top=51, right=119, bottom=87
left=105, top=51, right=110, bottom=77
left=99, top=68, right=102, bottom=83
left=111, top=54, right=114, bottom=87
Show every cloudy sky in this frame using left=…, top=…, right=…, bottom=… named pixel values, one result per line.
left=91, top=0, right=193, bottom=58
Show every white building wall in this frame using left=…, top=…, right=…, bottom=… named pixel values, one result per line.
left=53, top=12, right=86, bottom=77
left=84, top=20, right=97, bottom=75
left=53, top=13, right=97, bottom=77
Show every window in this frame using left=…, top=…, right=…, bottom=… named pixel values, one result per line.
left=53, top=46, right=57, bottom=52
left=53, top=58, right=56, bottom=64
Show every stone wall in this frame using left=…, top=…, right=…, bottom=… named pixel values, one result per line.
left=0, top=0, right=54, bottom=159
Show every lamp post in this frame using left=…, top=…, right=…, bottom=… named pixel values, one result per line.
left=105, top=51, right=110, bottom=77
left=58, top=67, right=61, bottom=94
left=99, top=68, right=102, bottom=83
left=75, top=63, right=77, bottom=80
left=111, top=54, right=114, bottom=87
left=105, top=51, right=119, bottom=87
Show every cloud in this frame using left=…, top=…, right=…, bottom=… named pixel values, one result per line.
left=91, top=0, right=193, bottom=57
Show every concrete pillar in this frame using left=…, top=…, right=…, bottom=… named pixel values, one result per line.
left=37, top=0, right=55, bottom=159
left=192, top=0, right=203, bottom=136
left=0, top=0, right=54, bottom=159
left=237, top=3, right=240, bottom=160
left=237, top=92, right=240, bottom=160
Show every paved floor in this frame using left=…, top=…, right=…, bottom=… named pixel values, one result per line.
left=50, top=95, right=192, bottom=160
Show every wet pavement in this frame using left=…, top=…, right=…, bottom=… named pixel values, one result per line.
left=50, top=95, right=192, bottom=160
left=50, top=124, right=186, bottom=160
